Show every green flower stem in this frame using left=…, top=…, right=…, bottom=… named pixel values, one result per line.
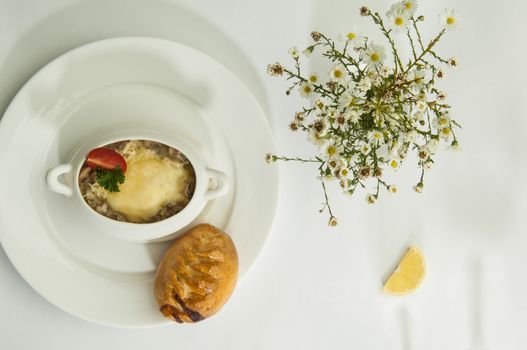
left=370, top=12, right=404, bottom=73
left=403, top=29, right=446, bottom=75
left=320, top=181, right=336, bottom=220
left=429, top=50, right=449, bottom=65
left=284, top=68, right=336, bottom=98
left=320, top=34, right=364, bottom=79
left=411, top=17, right=425, bottom=52
left=406, top=29, right=418, bottom=61
left=273, top=155, right=323, bottom=163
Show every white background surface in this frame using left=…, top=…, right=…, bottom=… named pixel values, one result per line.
left=0, top=0, right=526, bottom=349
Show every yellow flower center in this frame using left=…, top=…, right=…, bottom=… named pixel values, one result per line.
left=447, top=17, right=455, bottom=25
left=439, top=117, right=448, bottom=126
left=334, top=69, right=343, bottom=78
left=405, top=2, right=412, bottom=9
left=395, top=17, right=404, bottom=26
left=303, top=85, right=312, bottom=94
left=327, top=146, right=337, bottom=156
left=390, top=160, right=398, bottom=169
left=341, top=169, right=349, bottom=177
left=309, top=75, right=318, bottom=83
left=373, top=132, right=382, bottom=140
left=441, top=128, right=451, bottom=135
left=346, top=32, right=356, bottom=40
left=370, top=53, right=380, bottom=62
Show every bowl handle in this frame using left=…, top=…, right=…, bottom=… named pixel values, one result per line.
left=204, top=168, right=229, bottom=200
left=46, top=164, right=73, bottom=197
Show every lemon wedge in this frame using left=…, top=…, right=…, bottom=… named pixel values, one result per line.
left=383, top=245, right=426, bottom=295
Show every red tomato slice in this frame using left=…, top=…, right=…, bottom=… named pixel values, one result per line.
left=86, top=148, right=127, bottom=172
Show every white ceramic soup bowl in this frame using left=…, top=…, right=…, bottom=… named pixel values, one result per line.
left=45, top=127, right=228, bottom=243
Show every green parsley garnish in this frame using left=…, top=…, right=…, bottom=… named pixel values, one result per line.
left=95, top=165, right=125, bottom=192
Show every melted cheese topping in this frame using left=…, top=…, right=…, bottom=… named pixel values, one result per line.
left=103, top=144, right=191, bottom=222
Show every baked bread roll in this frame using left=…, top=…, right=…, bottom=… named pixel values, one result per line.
left=154, top=224, right=238, bottom=323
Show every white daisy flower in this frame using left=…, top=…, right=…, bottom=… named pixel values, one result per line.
left=357, top=77, right=372, bottom=91
left=386, top=5, right=411, bottom=32
left=436, top=90, right=447, bottom=100
left=289, top=121, right=299, bottom=132
left=358, top=165, right=372, bottom=179
left=310, top=117, right=330, bottom=137
left=413, top=182, right=424, bottom=193
left=440, top=9, right=460, bottom=31
left=361, top=43, right=386, bottom=68
left=327, top=157, right=348, bottom=173
left=288, top=46, right=300, bottom=59
left=366, top=194, right=377, bottom=204
left=336, top=157, right=348, bottom=169
left=389, top=158, right=401, bottom=170
left=424, top=160, right=434, bottom=170
left=266, top=63, right=284, bottom=77
left=337, top=165, right=351, bottom=178
left=402, top=0, right=418, bottom=15
left=388, top=185, right=398, bottom=194
left=416, top=100, right=428, bottom=112
left=339, top=92, right=357, bottom=109
left=439, top=127, right=453, bottom=141
left=327, top=157, right=343, bottom=171
left=360, top=143, right=371, bottom=155
left=339, top=179, right=352, bottom=191
left=332, top=112, right=349, bottom=130
left=347, top=109, right=360, bottom=123
left=299, top=82, right=314, bottom=98
left=448, top=57, right=459, bottom=67
left=330, top=65, right=347, bottom=81
left=368, top=130, right=385, bottom=144
left=418, top=146, right=430, bottom=160
left=450, top=140, right=460, bottom=150
left=433, top=114, right=451, bottom=129
left=308, top=129, right=326, bottom=145
left=295, top=111, right=305, bottom=121
left=319, top=140, right=342, bottom=160
left=340, top=27, right=364, bottom=47
left=265, top=153, right=276, bottom=164
left=409, top=69, right=428, bottom=89
left=308, top=73, right=319, bottom=84
left=425, top=138, right=439, bottom=153
left=314, top=98, right=328, bottom=111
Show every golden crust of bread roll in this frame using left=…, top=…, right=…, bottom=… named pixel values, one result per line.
left=154, top=224, right=238, bottom=323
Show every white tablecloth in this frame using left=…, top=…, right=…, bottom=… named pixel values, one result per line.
left=1, top=0, right=526, bottom=348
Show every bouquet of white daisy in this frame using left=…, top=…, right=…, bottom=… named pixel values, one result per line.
left=266, top=1, right=461, bottom=226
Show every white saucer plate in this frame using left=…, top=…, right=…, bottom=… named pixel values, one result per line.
left=0, top=37, right=278, bottom=327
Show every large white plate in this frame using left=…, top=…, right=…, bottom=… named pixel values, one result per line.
left=0, top=37, right=278, bottom=327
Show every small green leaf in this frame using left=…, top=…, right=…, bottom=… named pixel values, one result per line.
left=95, top=165, right=125, bottom=192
